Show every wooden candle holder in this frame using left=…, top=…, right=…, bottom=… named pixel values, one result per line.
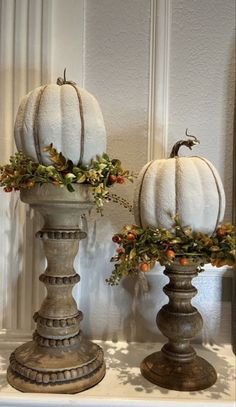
left=7, top=184, right=105, bottom=393
left=141, top=259, right=217, bottom=391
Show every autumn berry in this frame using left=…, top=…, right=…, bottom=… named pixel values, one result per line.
left=179, top=257, right=189, bottom=266
left=139, top=262, right=149, bottom=272
left=164, top=249, right=175, bottom=259
left=127, top=232, right=136, bottom=241
left=116, top=175, right=125, bottom=184
left=116, top=247, right=125, bottom=254
left=108, top=175, right=117, bottom=184
left=112, top=235, right=122, bottom=244
left=3, top=186, right=13, bottom=192
left=216, top=227, right=226, bottom=237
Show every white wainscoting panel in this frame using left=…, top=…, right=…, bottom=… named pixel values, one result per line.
left=0, top=0, right=52, bottom=333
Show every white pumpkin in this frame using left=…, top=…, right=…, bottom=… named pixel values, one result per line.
left=133, top=137, right=225, bottom=234
left=14, top=72, right=106, bottom=165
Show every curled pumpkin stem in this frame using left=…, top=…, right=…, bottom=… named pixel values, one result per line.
left=170, top=129, right=200, bottom=158
left=57, top=68, right=77, bottom=86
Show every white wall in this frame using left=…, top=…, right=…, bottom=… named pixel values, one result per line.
left=0, top=0, right=235, bottom=344
left=168, top=0, right=235, bottom=222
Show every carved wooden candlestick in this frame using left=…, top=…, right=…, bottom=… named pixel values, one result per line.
left=140, top=259, right=217, bottom=391
left=7, top=184, right=105, bottom=393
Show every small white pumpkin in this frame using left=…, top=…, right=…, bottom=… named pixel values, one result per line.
left=134, top=134, right=225, bottom=234
left=14, top=70, right=106, bottom=165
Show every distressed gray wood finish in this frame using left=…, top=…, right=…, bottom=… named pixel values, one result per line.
left=140, top=260, right=217, bottom=391
left=7, top=184, right=106, bottom=393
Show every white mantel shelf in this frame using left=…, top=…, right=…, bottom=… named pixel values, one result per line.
left=0, top=340, right=235, bottom=407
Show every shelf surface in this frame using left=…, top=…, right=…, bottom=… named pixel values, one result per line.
left=0, top=340, right=235, bottom=407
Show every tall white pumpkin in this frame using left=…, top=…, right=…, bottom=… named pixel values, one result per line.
left=133, top=137, right=225, bottom=235
left=14, top=72, right=106, bottom=165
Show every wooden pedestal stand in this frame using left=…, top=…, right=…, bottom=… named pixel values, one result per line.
left=140, top=259, right=217, bottom=391
left=7, top=185, right=105, bottom=393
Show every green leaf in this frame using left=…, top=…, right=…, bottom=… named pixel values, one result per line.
left=76, top=174, right=86, bottom=183
left=102, top=153, right=110, bottom=161
left=66, top=183, right=75, bottom=192
left=129, top=248, right=136, bottom=260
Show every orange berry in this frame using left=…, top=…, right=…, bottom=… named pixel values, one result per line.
left=216, top=227, right=226, bottom=237
left=164, top=249, right=175, bottom=259
left=139, top=262, right=149, bottom=272
left=179, top=257, right=189, bottom=266
left=127, top=232, right=136, bottom=241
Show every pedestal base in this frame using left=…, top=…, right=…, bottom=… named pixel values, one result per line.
left=140, top=351, right=217, bottom=391
left=7, top=337, right=105, bottom=394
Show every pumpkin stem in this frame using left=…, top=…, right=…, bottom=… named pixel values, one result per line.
left=56, top=69, right=66, bottom=85
left=57, top=68, right=77, bottom=86
left=169, top=129, right=200, bottom=158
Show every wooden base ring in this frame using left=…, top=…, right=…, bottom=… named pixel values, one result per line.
left=140, top=351, right=217, bottom=391
left=7, top=338, right=105, bottom=394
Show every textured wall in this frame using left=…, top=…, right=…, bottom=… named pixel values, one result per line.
left=168, top=0, right=235, bottom=222
left=76, top=0, right=151, bottom=341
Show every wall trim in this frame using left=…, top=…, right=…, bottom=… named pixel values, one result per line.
left=0, top=0, right=53, bottom=333
left=41, top=0, right=53, bottom=84
left=147, top=0, right=171, bottom=161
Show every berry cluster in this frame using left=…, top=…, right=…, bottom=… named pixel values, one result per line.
left=106, top=217, right=235, bottom=285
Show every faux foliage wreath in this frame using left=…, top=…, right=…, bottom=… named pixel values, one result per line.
left=107, top=215, right=236, bottom=285
left=0, top=144, right=134, bottom=213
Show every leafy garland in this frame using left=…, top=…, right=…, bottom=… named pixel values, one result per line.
left=107, top=216, right=236, bottom=285
left=0, top=145, right=133, bottom=212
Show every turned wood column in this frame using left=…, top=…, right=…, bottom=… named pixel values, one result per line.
left=141, top=259, right=217, bottom=391
left=7, top=184, right=106, bottom=394
left=33, top=228, right=84, bottom=343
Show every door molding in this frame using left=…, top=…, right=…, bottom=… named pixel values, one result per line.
left=147, top=0, right=171, bottom=161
